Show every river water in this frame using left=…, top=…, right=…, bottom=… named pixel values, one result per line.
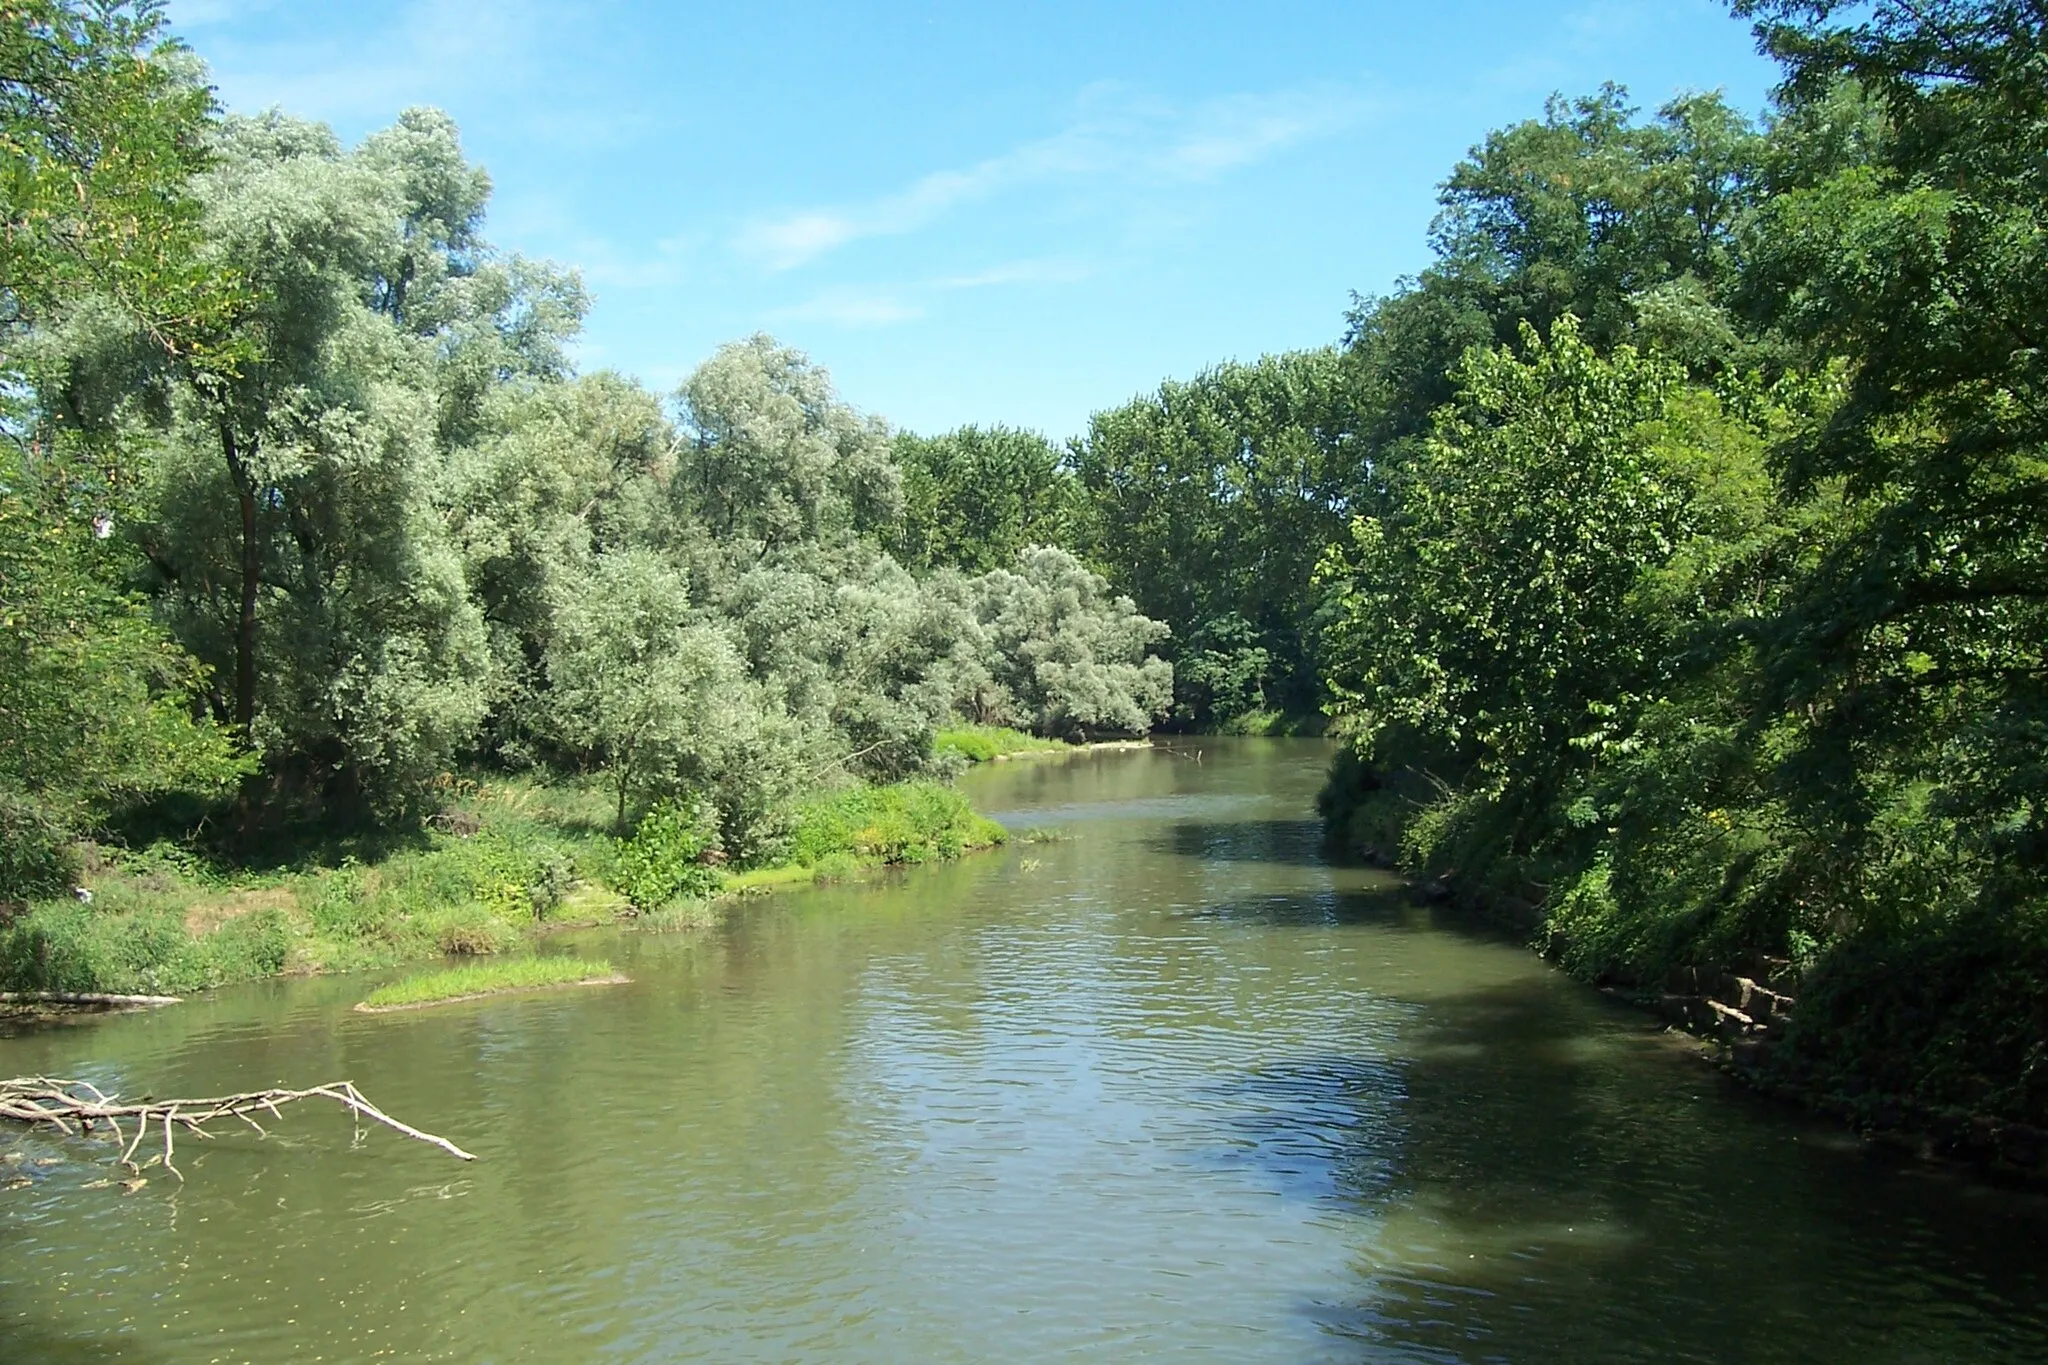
left=2, top=740, right=2044, bottom=1363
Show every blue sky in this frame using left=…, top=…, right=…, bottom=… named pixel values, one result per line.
left=166, top=1, right=1782, bottom=441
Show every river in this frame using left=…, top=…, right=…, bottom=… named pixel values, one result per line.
left=1, top=739, right=2044, bottom=1362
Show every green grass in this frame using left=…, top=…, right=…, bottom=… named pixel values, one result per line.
left=0, top=771, right=1010, bottom=994
left=358, top=956, right=620, bottom=1011
left=781, top=781, right=1006, bottom=870
left=0, top=774, right=620, bottom=995
left=934, top=725, right=1065, bottom=763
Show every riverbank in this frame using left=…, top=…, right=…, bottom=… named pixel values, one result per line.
left=0, top=773, right=1006, bottom=999
left=937, top=725, right=1155, bottom=763
left=1321, top=768, right=2048, bottom=1188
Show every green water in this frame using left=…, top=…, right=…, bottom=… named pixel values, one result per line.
left=2, top=740, right=2044, bottom=1363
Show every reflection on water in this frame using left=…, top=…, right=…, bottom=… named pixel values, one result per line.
left=0, top=739, right=2044, bottom=1362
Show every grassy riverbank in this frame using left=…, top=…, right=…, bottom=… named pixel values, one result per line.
left=0, top=777, right=1006, bottom=998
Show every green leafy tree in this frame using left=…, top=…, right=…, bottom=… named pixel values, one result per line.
left=1728, top=0, right=2048, bottom=922
left=115, top=109, right=580, bottom=810
left=1071, top=349, right=1353, bottom=722
left=1320, top=318, right=1712, bottom=872
left=543, top=548, right=798, bottom=843
left=0, top=0, right=231, bottom=355
left=954, top=546, right=1173, bottom=738
left=891, top=424, right=1073, bottom=573
left=0, top=445, right=246, bottom=893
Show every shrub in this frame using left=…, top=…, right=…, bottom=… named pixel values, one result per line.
left=614, top=798, right=723, bottom=910
left=934, top=725, right=1064, bottom=763
left=783, top=781, right=1005, bottom=869
left=0, top=789, right=79, bottom=908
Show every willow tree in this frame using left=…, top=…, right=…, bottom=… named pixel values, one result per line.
left=673, top=335, right=902, bottom=549
left=126, top=108, right=582, bottom=811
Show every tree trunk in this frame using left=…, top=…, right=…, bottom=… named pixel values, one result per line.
left=218, top=418, right=260, bottom=743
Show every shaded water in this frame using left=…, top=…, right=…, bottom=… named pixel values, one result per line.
left=2, top=740, right=2045, bottom=1362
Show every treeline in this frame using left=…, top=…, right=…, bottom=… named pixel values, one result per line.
left=907, top=2, right=2048, bottom=1128
left=1, top=2, right=1173, bottom=902
left=1326, top=0, right=2048, bottom=1132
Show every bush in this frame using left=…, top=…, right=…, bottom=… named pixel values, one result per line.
left=0, top=900, right=293, bottom=995
left=934, top=725, right=1063, bottom=762
left=0, top=789, right=79, bottom=907
left=783, top=781, right=1005, bottom=869
left=1779, top=907, right=2048, bottom=1129
left=614, top=798, right=723, bottom=910
left=420, top=903, right=521, bottom=956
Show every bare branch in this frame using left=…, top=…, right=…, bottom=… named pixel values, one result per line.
left=0, top=1078, right=478, bottom=1168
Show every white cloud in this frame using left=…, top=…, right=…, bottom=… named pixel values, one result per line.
left=193, top=0, right=564, bottom=126
left=931, top=258, right=1091, bottom=290
left=735, top=83, right=1372, bottom=272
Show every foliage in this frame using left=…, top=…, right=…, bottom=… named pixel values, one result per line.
left=1, top=442, right=247, bottom=897
left=1070, top=350, right=1354, bottom=723
left=782, top=781, right=1005, bottom=870
left=360, top=955, right=614, bottom=1011
left=0, top=0, right=234, bottom=353
left=0, top=788, right=79, bottom=903
left=948, top=545, right=1173, bottom=738
left=1303, top=0, right=2048, bottom=1132
left=892, top=424, right=1073, bottom=574
left=612, top=797, right=722, bottom=910
left=673, top=334, right=901, bottom=548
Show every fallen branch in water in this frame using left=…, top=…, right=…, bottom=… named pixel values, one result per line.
left=0, top=992, right=183, bottom=1008
left=0, top=1077, right=477, bottom=1180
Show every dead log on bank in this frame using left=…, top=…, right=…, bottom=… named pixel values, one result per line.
left=0, top=1077, right=477, bottom=1180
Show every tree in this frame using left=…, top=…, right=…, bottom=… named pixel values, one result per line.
left=891, top=424, right=1073, bottom=574
left=954, top=546, right=1173, bottom=738
left=0, top=0, right=230, bottom=355
left=672, top=335, right=901, bottom=550
left=1318, top=318, right=1715, bottom=878
left=115, top=109, right=579, bottom=811
left=1, top=2, right=244, bottom=890
left=0, top=443, right=246, bottom=895
left=543, top=549, right=753, bottom=830
left=1728, top=0, right=2048, bottom=921
left=1071, top=349, right=1354, bottom=723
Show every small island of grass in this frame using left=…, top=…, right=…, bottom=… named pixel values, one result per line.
left=356, top=958, right=625, bottom=1013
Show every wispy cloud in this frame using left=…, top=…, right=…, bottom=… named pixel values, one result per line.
left=771, top=288, right=927, bottom=329
left=930, top=258, right=1091, bottom=290
left=770, top=256, right=1093, bottom=330
left=736, top=83, right=1372, bottom=272
left=188, top=0, right=564, bottom=127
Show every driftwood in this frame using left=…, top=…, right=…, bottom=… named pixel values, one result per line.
left=0, top=1077, right=477, bottom=1180
left=0, top=992, right=183, bottom=1008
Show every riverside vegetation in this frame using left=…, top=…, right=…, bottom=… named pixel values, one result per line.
left=4, top=1, right=2045, bottom=1157
left=0, top=2, right=1163, bottom=995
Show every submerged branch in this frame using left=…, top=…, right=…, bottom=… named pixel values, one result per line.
left=0, top=1077, right=478, bottom=1180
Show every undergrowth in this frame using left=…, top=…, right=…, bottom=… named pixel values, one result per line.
left=0, top=773, right=1007, bottom=994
